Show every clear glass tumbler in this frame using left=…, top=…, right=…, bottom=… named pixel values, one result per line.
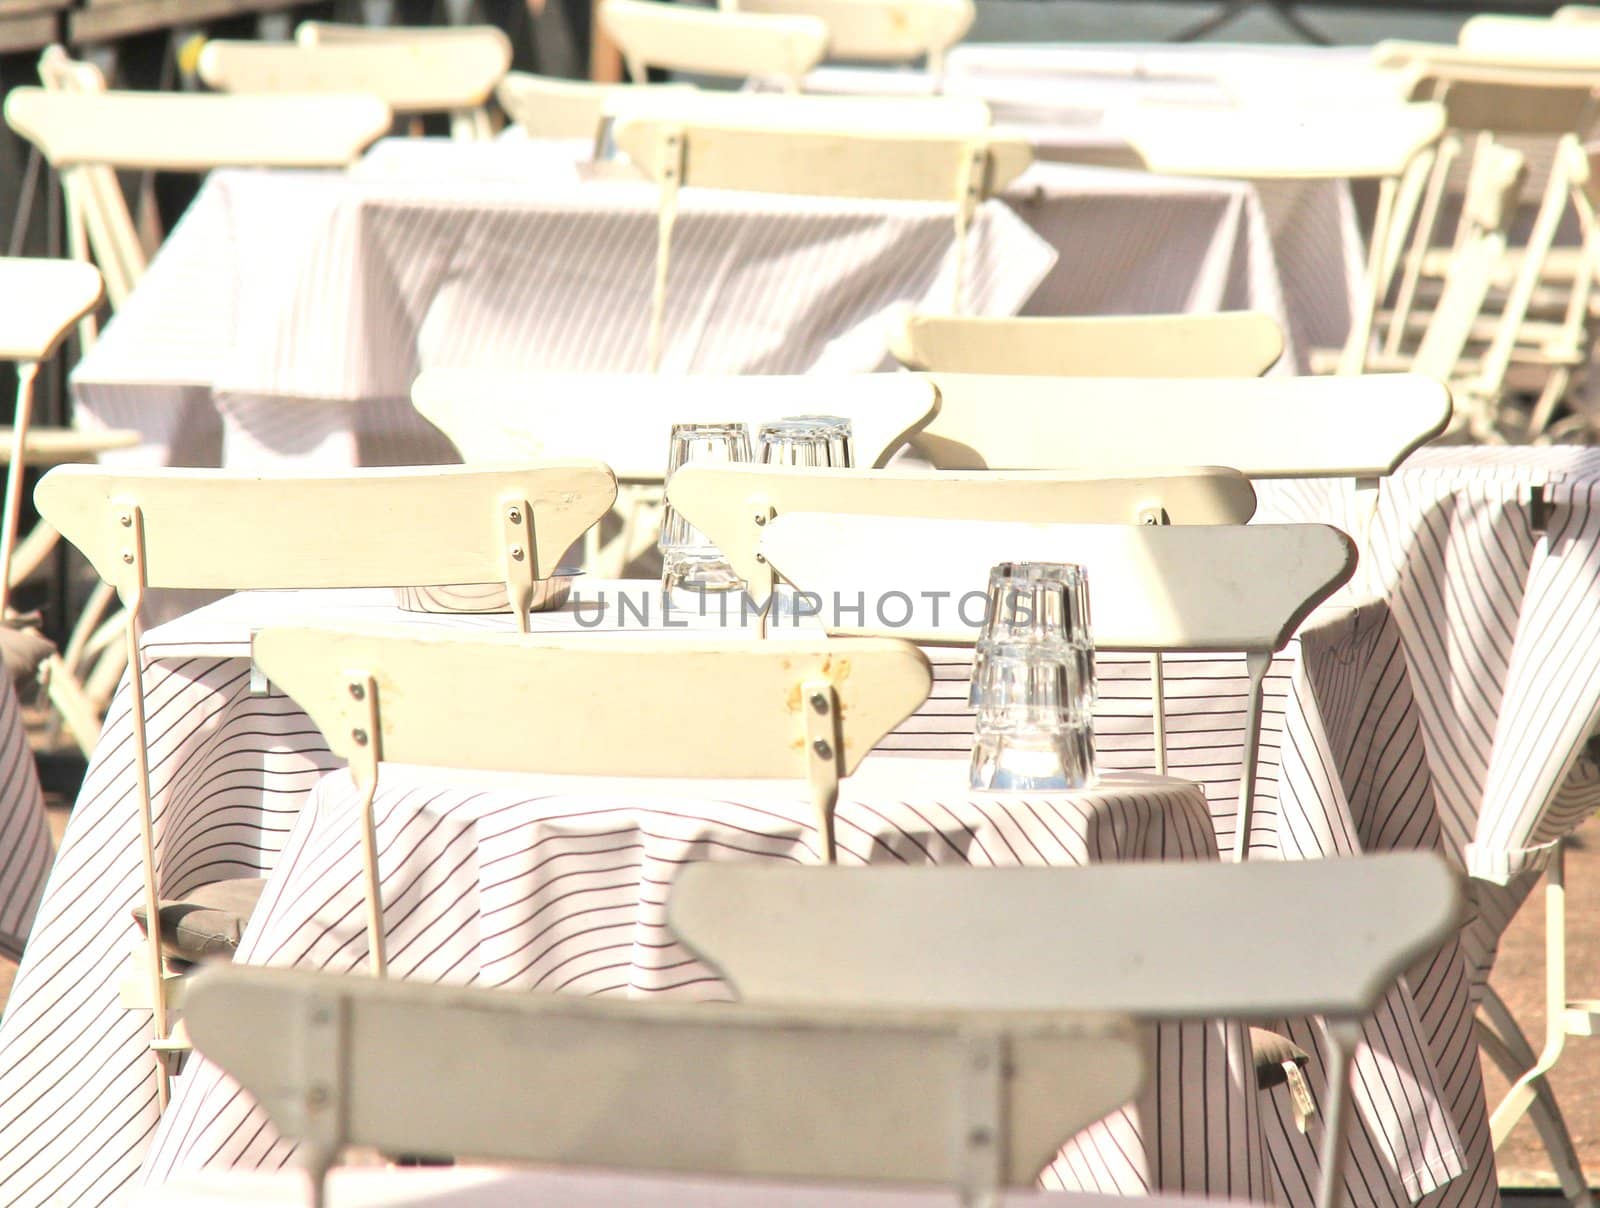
left=659, top=422, right=752, bottom=594
left=969, top=562, right=1096, bottom=791
left=772, top=414, right=854, bottom=468
left=757, top=418, right=851, bottom=468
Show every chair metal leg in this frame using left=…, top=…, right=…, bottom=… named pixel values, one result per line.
left=1477, top=1006, right=1592, bottom=1205
left=1493, top=844, right=1571, bottom=1146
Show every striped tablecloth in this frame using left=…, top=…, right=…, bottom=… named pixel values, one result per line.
left=68, top=149, right=1053, bottom=471
left=0, top=675, right=53, bottom=960
left=0, top=585, right=1486, bottom=1205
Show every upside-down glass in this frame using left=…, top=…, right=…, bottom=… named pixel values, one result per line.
left=659, top=422, right=752, bottom=594
left=757, top=417, right=854, bottom=468
left=969, top=562, right=1096, bottom=791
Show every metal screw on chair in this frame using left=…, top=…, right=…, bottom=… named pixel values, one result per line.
left=349, top=683, right=364, bottom=701
left=307, top=1085, right=329, bottom=1109
left=809, top=692, right=828, bottom=714
left=968, top=1127, right=992, bottom=1147
left=120, top=552, right=133, bottom=564
left=352, top=728, right=368, bottom=746
left=506, top=507, right=521, bottom=524
left=753, top=513, right=766, bottom=526
left=812, top=739, right=832, bottom=759
left=510, top=546, right=524, bottom=561
left=118, top=513, right=132, bottom=527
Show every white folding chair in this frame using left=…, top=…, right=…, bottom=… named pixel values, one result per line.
left=666, top=462, right=1258, bottom=605
left=758, top=515, right=1356, bottom=861
left=890, top=311, right=1285, bottom=376
left=253, top=626, right=932, bottom=971
left=411, top=370, right=943, bottom=576
left=611, top=111, right=1031, bottom=369
left=33, top=461, right=616, bottom=1106
left=183, top=962, right=1142, bottom=1207
left=729, top=0, right=974, bottom=76
left=198, top=36, right=509, bottom=142
left=1116, top=101, right=1446, bottom=376
left=670, top=851, right=1464, bottom=1208
left=4, top=88, right=392, bottom=312
left=1555, top=5, right=1600, bottom=23
left=600, top=0, right=829, bottom=90
left=494, top=71, right=695, bottom=147
left=1459, top=14, right=1600, bottom=57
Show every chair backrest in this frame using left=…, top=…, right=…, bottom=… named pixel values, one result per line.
left=1372, top=40, right=1600, bottom=76
left=733, top=0, right=975, bottom=72
left=1556, top=5, right=1600, bottom=23
left=495, top=71, right=696, bottom=142
left=1409, top=67, right=1600, bottom=137
left=34, top=463, right=616, bottom=621
left=410, top=370, right=941, bottom=479
left=907, top=372, right=1451, bottom=478
left=1459, top=13, right=1600, bottom=58
left=1118, top=99, right=1445, bottom=179
left=600, top=0, right=829, bottom=87
left=756, top=514, right=1356, bottom=651
left=197, top=38, right=509, bottom=115
left=295, top=20, right=510, bottom=47
left=0, top=257, right=103, bottom=362
left=184, top=964, right=1145, bottom=1198
left=606, top=87, right=992, bottom=134
left=667, top=463, right=1258, bottom=588
left=890, top=311, right=1284, bottom=376
left=253, top=627, right=931, bottom=782
left=4, top=87, right=392, bottom=170
left=670, top=852, right=1461, bottom=1019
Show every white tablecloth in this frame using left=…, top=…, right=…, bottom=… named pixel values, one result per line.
left=0, top=584, right=1486, bottom=1205
left=69, top=147, right=1053, bottom=471
left=0, top=676, right=53, bottom=960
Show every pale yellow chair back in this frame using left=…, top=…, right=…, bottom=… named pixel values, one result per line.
left=671, top=852, right=1464, bottom=1208
left=667, top=462, right=1258, bottom=591
left=0, top=259, right=102, bottom=619
left=1459, top=14, right=1600, bottom=57
left=1556, top=5, right=1600, bottom=23
left=731, top=0, right=974, bottom=74
left=253, top=626, right=932, bottom=971
left=758, top=514, right=1356, bottom=862
left=197, top=38, right=508, bottom=118
left=5, top=87, right=389, bottom=313
left=606, top=87, right=992, bottom=133
left=891, top=311, right=1284, bottom=376
left=184, top=963, right=1143, bottom=1205
left=291, top=22, right=513, bottom=139
left=600, top=0, right=829, bottom=88
left=494, top=71, right=695, bottom=145
left=411, top=370, right=940, bottom=479
left=611, top=113, right=1032, bottom=368
left=33, top=462, right=616, bottom=1107
left=1119, top=101, right=1445, bottom=375
left=909, top=372, right=1451, bottom=478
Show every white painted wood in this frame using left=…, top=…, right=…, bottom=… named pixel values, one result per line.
left=1373, top=40, right=1600, bottom=79
left=295, top=20, right=509, bottom=47
left=1459, top=14, right=1600, bottom=57
left=910, top=373, right=1451, bottom=478
left=197, top=38, right=510, bottom=115
left=182, top=964, right=1144, bottom=1200
left=605, top=88, right=992, bottom=134
left=613, top=116, right=1031, bottom=202
left=891, top=311, right=1284, bottom=377
left=1119, top=100, right=1444, bottom=180
left=0, top=257, right=102, bottom=362
left=36, top=463, right=617, bottom=593
left=756, top=514, right=1356, bottom=651
left=671, top=852, right=1461, bottom=1020
left=495, top=72, right=695, bottom=142
left=252, top=628, right=930, bottom=783
left=3, top=88, right=392, bottom=170
left=600, top=0, right=829, bottom=86
left=734, top=0, right=974, bottom=68
left=666, top=462, right=1257, bottom=587
left=1556, top=5, right=1600, bottom=23
left=410, top=371, right=941, bottom=479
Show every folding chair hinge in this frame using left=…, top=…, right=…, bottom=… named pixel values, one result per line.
left=802, top=678, right=842, bottom=862
left=345, top=672, right=382, bottom=785
left=502, top=495, right=538, bottom=629
left=292, top=991, right=348, bottom=1155
left=957, top=1029, right=1006, bottom=1201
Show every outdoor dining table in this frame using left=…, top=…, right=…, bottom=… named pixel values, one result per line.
left=0, top=580, right=1484, bottom=1206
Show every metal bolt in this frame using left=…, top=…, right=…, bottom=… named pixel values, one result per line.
left=510, top=546, right=525, bottom=561
left=753, top=513, right=767, bottom=526
left=307, top=1086, right=329, bottom=1109
left=754, top=553, right=767, bottom=564
left=118, top=513, right=132, bottom=527
left=312, top=1006, right=332, bottom=1025
left=812, top=739, right=832, bottom=760
left=968, top=1127, right=992, bottom=1148
left=507, top=507, right=522, bottom=524
left=352, top=728, right=369, bottom=746
left=121, top=552, right=134, bottom=564
left=349, top=683, right=364, bottom=701
left=809, top=692, right=829, bottom=714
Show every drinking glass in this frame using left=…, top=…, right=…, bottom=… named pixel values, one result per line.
left=757, top=418, right=852, bottom=468
left=969, top=562, right=1096, bottom=791
left=659, top=422, right=752, bottom=594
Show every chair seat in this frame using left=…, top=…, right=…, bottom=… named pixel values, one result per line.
left=132, top=877, right=267, bottom=964
left=0, top=426, right=138, bottom=466
left=1250, top=1026, right=1310, bottom=1090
